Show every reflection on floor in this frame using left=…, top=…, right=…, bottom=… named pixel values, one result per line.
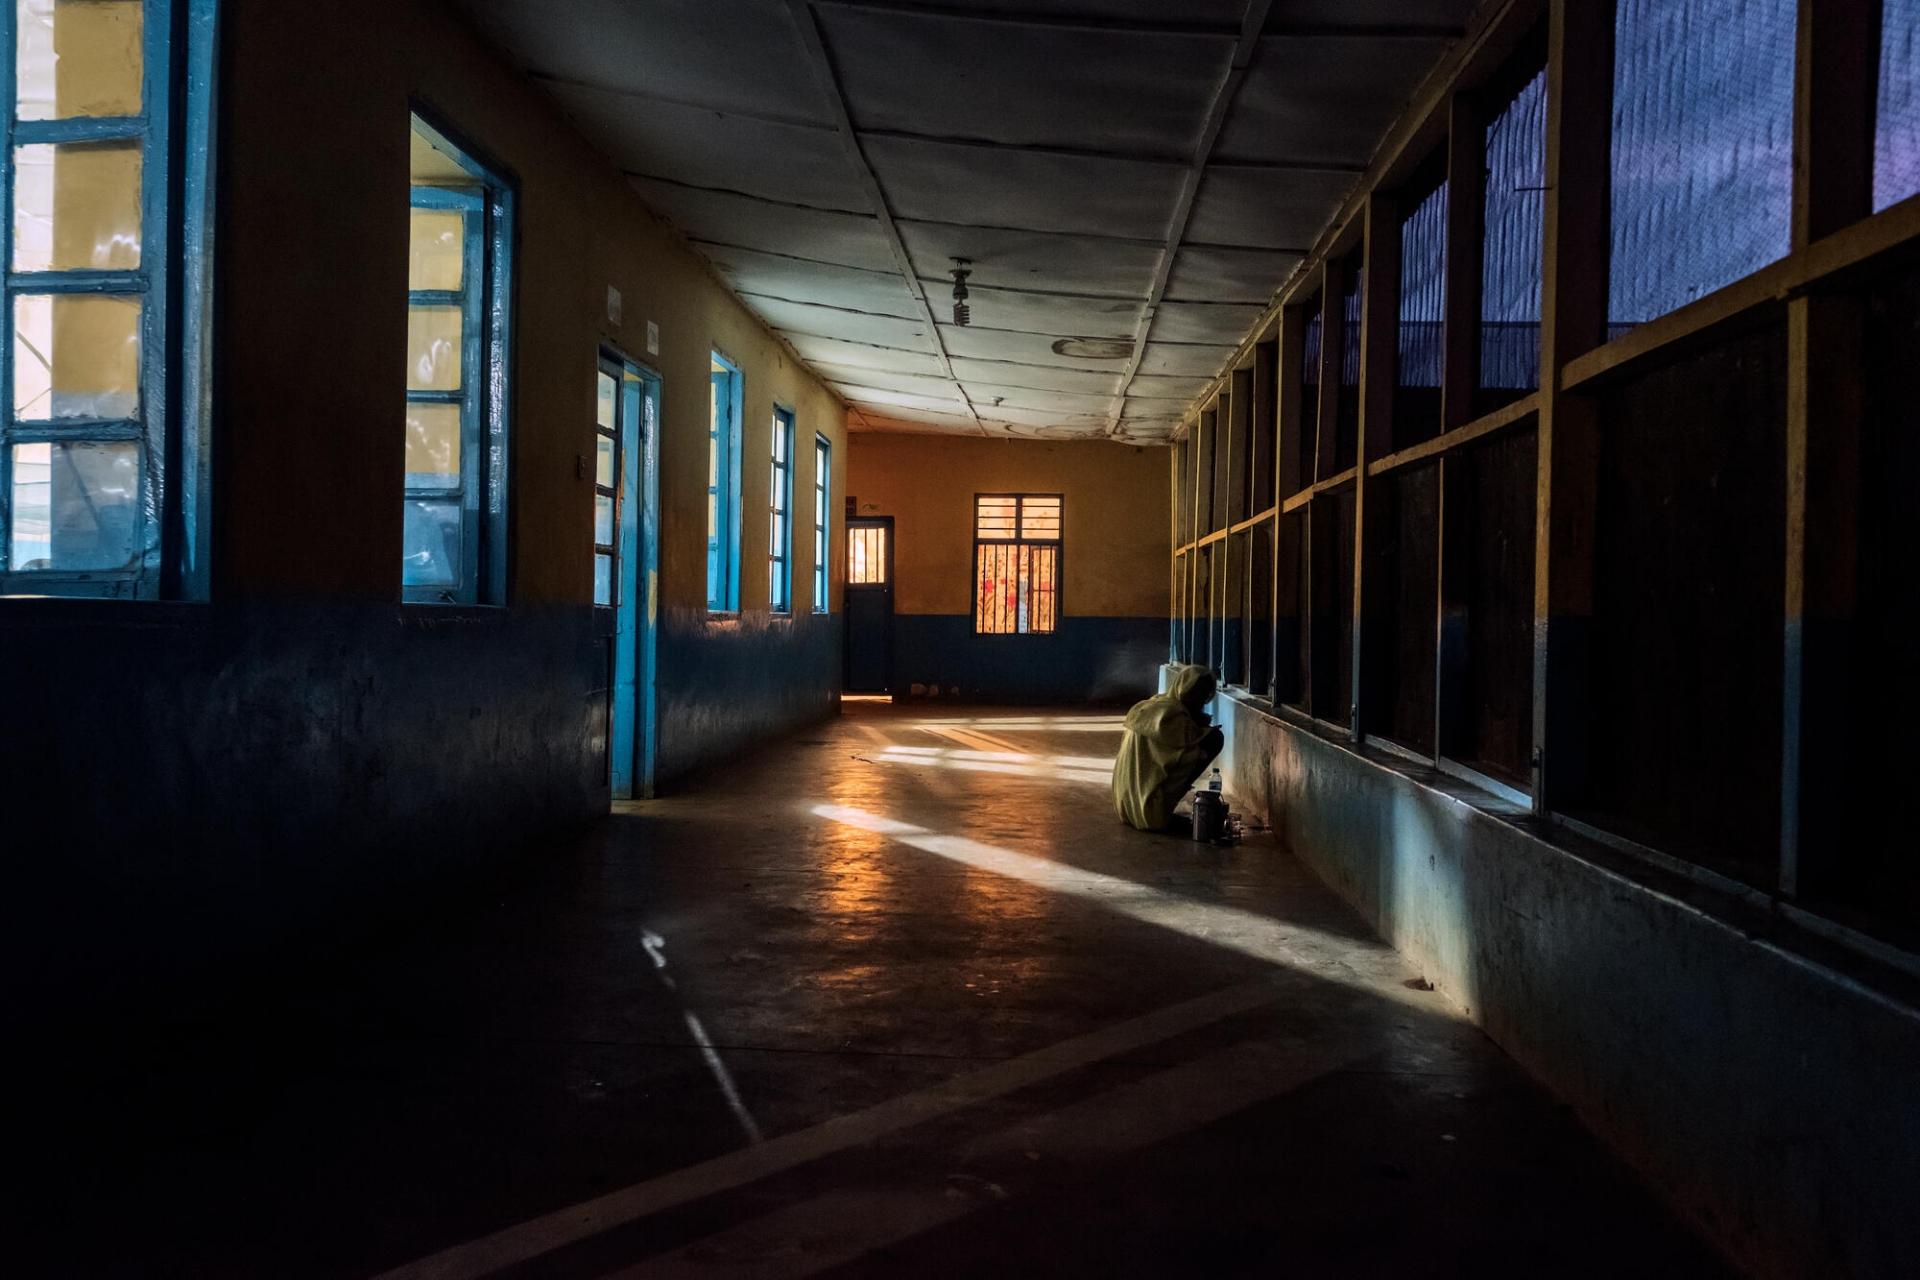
left=21, top=702, right=1731, bottom=1278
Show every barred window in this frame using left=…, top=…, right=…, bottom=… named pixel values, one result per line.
left=973, top=493, right=1060, bottom=635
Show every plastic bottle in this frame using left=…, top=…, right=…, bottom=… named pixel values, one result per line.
left=1207, top=767, right=1223, bottom=793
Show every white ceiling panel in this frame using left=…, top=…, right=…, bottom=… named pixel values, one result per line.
left=699, top=245, right=921, bottom=318
left=1184, top=166, right=1357, bottom=251
left=1264, top=1, right=1476, bottom=31
left=460, top=0, right=821, bottom=123
left=898, top=222, right=1162, bottom=300
left=948, top=359, right=1124, bottom=396
left=1139, top=342, right=1238, bottom=378
left=1129, top=373, right=1220, bottom=401
left=865, top=137, right=1180, bottom=242
left=1165, top=245, right=1303, bottom=305
left=939, top=327, right=1138, bottom=372
left=830, top=383, right=970, bottom=414
left=631, top=180, right=897, bottom=273
left=781, top=333, right=945, bottom=376
left=753, top=299, right=933, bottom=350
left=1151, top=301, right=1271, bottom=345
left=935, top=291, right=1141, bottom=340
left=549, top=82, right=866, bottom=211
left=458, top=0, right=1463, bottom=440
left=811, top=363, right=964, bottom=398
left=960, top=384, right=1119, bottom=415
left=1219, top=33, right=1456, bottom=166
left=818, top=7, right=1229, bottom=153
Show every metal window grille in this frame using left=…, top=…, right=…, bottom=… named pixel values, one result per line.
left=973, top=493, right=1060, bottom=635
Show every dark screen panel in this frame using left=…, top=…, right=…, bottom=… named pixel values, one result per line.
left=1589, top=322, right=1787, bottom=880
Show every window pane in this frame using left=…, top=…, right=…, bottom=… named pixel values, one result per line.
left=595, top=494, right=614, bottom=547
left=12, top=293, right=141, bottom=420
left=11, top=141, right=142, bottom=272
left=402, top=499, right=462, bottom=588
left=1609, top=0, right=1796, bottom=330
left=596, top=435, right=615, bottom=488
left=975, top=496, right=1017, bottom=539
left=406, top=305, right=463, bottom=391
left=594, top=552, right=612, bottom=607
left=849, top=526, right=887, bottom=584
left=1019, top=496, right=1061, bottom=541
left=977, top=543, right=1015, bottom=633
left=1031, top=545, right=1058, bottom=633
left=8, top=440, right=138, bottom=570
left=1878, top=0, right=1920, bottom=211
left=408, top=208, right=464, bottom=292
left=597, top=371, right=617, bottom=430
left=14, top=0, right=143, bottom=122
left=404, top=402, right=462, bottom=487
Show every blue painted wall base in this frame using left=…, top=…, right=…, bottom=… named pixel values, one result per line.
left=653, top=606, right=842, bottom=785
left=2, top=600, right=607, bottom=1026
left=1203, top=675, right=1920, bottom=1280
left=890, top=614, right=1166, bottom=703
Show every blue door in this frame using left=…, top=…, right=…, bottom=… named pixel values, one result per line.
left=597, top=356, right=658, bottom=799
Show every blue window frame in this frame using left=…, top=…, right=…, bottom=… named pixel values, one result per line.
left=706, top=351, right=740, bottom=611
left=2, top=0, right=217, bottom=599
left=404, top=113, right=512, bottom=605
left=812, top=433, right=830, bottom=614
left=768, top=405, right=793, bottom=613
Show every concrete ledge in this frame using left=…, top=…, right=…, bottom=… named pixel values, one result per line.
left=1204, top=678, right=1920, bottom=1280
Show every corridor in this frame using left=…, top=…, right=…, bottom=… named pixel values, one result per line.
left=26, top=705, right=1724, bottom=1277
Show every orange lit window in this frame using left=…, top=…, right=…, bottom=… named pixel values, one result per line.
left=974, top=494, right=1060, bottom=635
left=848, top=523, right=887, bottom=584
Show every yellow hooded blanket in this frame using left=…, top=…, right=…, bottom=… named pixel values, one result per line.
left=1112, top=664, right=1225, bottom=831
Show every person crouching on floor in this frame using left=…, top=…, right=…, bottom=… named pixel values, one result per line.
left=1112, top=663, right=1225, bottom=832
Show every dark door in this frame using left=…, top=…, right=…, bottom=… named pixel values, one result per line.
left=845, top=517, right=893, bottom=693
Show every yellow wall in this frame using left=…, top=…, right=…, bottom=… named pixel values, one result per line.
left=846, top=435, right=1169, bottom=618
left=216, top=0, right=846, bottom=610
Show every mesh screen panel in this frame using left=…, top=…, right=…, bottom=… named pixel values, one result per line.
left=1481, top=66, right=1546, bottom=400
left=1877, top=0, right=1920, bottom=211
left=1608, top=0, right=1795, bottom=330
left=1298, top=303, right=1323, bottom=488
left=1335, top=259, right=1362, bottom=470
left=1397, top=176, right=1448, bottom=447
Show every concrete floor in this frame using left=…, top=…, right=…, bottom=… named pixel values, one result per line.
left=23, top=702, right=1732, bottom=1277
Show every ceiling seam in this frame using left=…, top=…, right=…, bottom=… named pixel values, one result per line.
left=782, top=0, right=988, bottom=437
left=1107, top=0, right=1276, bottom=437
left=813, top=0, right=1465, bottom=42
left=547, top=71, right=1375, bottom=174
left=633, top=170, right=1267, bottom=249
